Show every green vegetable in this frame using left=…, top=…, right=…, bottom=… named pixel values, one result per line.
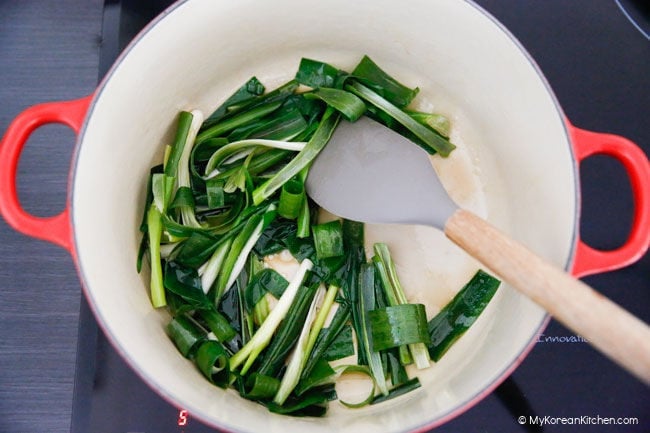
left=346, top=80, right=456, bottom=157
left=138, top=56, right=501, bottom=417
left=167, top=314, right=205, bottom=358
left=195, top=340, right=230, bottom=388
left=229, top=259, right=314, bottom=375
left=312, top=220, right=344, bottom=260
left=252, top=109, right=341, bottom=205
left=428, top=269, right=500, bottom=361
left=369, top=304, right=430, bottom=351
left=278, top=176, right=305, bottom=220
left=351, top=55, right=418, bottom=107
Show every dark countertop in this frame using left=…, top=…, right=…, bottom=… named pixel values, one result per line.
left=1, top=1, right=648, bottom=432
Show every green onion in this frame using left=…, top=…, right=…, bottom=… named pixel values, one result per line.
left=370, top=377, right=421, bottom=405
left=199, top=308, right=237, bottom=343
left=204, top=138, right=306, bottom=178
left=205, top=178, right=225, bottom=209
left=358, top=264, right=389, bottom=396
left=256, top=284, right=318, bottom=378
left=229, top=258, right=314, bottom=375
left=428, top=269, right=500, bottom=361
left=278, top=176, right=305, bottom=220
left=195, top=340, right=230, bottom=388
left=199, top=238, right=232, bottom=293
left=295, top=58, right=342, bottom=89
left=368, top=304, right=430, bottom=351
left=147, top=205, right=165, bottom=308
left=213, top=204, right=277, bottom=303
left=346, top=80, right=455, bottom=157
left=312, top=220, right=344, bottom=260
left=243, top=268, right=289, bottom=312
left=273, top=286, right=326, bottom=405
left=167, top=314, right=205, bottom=358
left=251, top=110, right=340, bottom=205
left=305, top=88, right=366, bottom=122
left=243, top=373, right=281, bottom=399
left=351, top=55, right=419, bottom=108
left=373, top=243, right=430, bottom=369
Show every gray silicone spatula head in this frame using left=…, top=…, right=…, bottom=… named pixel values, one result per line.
left=305, top=117, right=459, bottom=228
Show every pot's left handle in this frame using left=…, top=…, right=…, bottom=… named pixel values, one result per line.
left=0, top=95, right=92, bottom=253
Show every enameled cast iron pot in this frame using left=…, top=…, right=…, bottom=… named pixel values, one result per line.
left=1, top=1, right=649, bottom=432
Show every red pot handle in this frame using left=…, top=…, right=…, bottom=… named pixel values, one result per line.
left=0, top=95, right=92, bottom=253
left=569, top=124, right=650, bottom=277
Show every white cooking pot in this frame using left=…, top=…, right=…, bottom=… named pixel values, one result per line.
left=1, top=0, right=648, bottom=432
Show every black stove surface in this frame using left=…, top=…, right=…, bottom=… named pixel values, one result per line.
left=71, top=1, right=650, bottom=432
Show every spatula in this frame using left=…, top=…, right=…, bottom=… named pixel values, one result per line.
left=305, top=117, right=650, bottom=384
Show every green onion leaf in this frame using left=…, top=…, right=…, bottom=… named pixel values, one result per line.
left=370, top=377, right=421, bottom=405
left=346, top=81, right=455, bottom=157
left=369, top=304, right=430, bottom=351
left=312, top=220, right=344, bottom=260
left=203, top=76, right=266, bottom=128
left=243, top=373, right=281, bottom=399
left=229, top=258, right=314, bottom=375
left=278, top=176, right=305, bottom=220
left=428, top=269, right=500, bottom=361
left=243, top=268, right=289, bottom=312
left=358, top=264, right=389, bottom=396
left=295, top=58, right=342, bottom=89
left=167, top=314, right=205, bottom=358
left=305, top=88, right=366, bottom=122
left=351, top=55, right=419, bottom=108
left=147, top=204, right=165, bottom=308
left=252, top=110, right=341, bottom=205
left=195, top=340, right=230, bottom=388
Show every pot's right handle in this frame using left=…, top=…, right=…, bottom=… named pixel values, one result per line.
left=0, top=95, right=92, bottom=253
left=569, top=124, right=650, bottom=278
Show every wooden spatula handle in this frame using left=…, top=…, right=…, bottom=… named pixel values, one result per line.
left=445, top=208, right=650, bottom=385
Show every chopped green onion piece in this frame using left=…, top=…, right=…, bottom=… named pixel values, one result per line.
left=312, top=220, right=344, bottom=259
left=164, top=111, right=194, bottom=178
left=351, top=55, right=419, bottom=108
left=369, top=304, right=430, bottom=351
left=195, top=340, right=230, bottom=388
left=229, top=258, right=314, bottom=374
left=203, top=76, right=265, bottom=127
left=199, top=238, right=232, bottom=294
left=373, top=243, right=430, bottom=369
left=305, top=88, right=366, bottom=122
left=214, top=204, right=277, bottom=303
left=256, top=284, right=318, bottom=378
left=334, top=365, right=375, bottom=408
left=346, top=81, right=456, bottom=157
left=407, top=110, right=451, bottom=138
left=295, top=58, right=341, bottom=89
left=252, top=110, right=340, bottom=205
left=204, top=138, right=306, bottom=177
left=278, top=176, right=305, bottom=220
left=370, top=377, right=421, bottom=405
left=147, top=204, right=165, bottom=308
left=243, top=373, right=281, bottom=399
left=243, top=268, right=289, bottom=312
left=273, top=286, right=325, bottom=405
left=358, top=264, right=389, bottom=396
left=428, top=269, right=500, bottom=361
left=206, top=178, right=225, bottom=209
left=199, top=308, right=237, bottom=342
left=167, top=314, right=205, bottom=358
left=197, top=100, right=283, bottom=143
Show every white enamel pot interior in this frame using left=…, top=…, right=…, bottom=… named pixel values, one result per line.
left=72, top=0, right=576, bottom=431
